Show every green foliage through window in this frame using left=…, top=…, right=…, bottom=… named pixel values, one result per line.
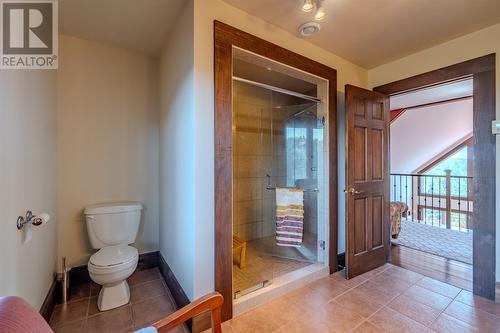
left=421, top=146, right=470, bottom=198
left=421, top=208, right=470, bottom=232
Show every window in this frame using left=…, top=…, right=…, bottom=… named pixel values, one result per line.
left=425, top=145, right=468, bottom=176
left=286, top=127, right=307, bottom=186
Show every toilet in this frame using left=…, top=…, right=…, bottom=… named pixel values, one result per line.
left=84, top=202, right=142, bottom=311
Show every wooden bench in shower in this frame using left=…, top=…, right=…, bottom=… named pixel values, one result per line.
left=232, top=235, right=247, bottom=268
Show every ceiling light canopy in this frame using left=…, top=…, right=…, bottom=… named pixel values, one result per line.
left=298, top=22, right=321, bottom=36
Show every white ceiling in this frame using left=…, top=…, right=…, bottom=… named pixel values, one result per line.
left=390, top=79, right=473, bottom=110
left=223, top=0, right=500, bottom=68
left=59, top=0, right=186, bottom=56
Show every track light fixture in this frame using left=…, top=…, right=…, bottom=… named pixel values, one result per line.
left=302, top=0, right=314, bottom=12
left=314, top=1, right=325, bottom=20
left=302, top=0, right=326, bottom=20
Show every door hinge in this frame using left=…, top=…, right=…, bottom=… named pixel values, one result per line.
left=319, top=240, right=326, bottom=250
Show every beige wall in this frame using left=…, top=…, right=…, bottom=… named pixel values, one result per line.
left=367, top=22, right=500, bottom=282
left=158, top=0, right=196, bottom=300
left=57, top=35, right=160, bottom=267
left=0, top=70, right=57, bottom=309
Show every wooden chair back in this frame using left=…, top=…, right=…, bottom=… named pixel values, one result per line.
left=153, top=292, right=224, bottom=333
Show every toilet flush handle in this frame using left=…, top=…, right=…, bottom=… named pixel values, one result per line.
left=87, top=215, right=95, bottom=219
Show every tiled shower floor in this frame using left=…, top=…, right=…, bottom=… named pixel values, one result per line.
left=233, top=233, right=317, bottom=296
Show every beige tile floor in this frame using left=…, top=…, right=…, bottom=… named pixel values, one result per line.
left=212, top=263, right=500, bottom=333
left=50, top=268, right=188, bottom=333
left=50, top=264, right=500, bottom=333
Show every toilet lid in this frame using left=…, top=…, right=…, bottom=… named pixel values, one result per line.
left=90, top=245, right=138, bottom=267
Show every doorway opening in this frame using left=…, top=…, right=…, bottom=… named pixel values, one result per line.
left=388, top=79, right=474, bottom=290
left=373, top=54, right=496, bottom=300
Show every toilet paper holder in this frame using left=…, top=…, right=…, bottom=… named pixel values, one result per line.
left=17, top=210, right=49, bottom=230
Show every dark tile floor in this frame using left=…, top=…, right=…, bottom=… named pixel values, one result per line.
left=50, top=268, right=188, bottom=333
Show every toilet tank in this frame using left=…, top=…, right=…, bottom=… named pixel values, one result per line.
left=84, top=202, right=142, bottom=249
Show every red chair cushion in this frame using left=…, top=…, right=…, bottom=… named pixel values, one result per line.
left=0, top=296, right=53, bottom=333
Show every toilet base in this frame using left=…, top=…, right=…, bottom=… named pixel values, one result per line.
left=97, top=280, right=130, bottom=311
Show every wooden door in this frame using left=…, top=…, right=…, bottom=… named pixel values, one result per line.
left=345, top=85, right=390, bottom=278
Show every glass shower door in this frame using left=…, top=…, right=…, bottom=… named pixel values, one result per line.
left=231, top=75, right=327, bottom=299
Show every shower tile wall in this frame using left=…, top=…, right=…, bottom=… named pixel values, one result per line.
left=233, top=82, right=288, bottom=241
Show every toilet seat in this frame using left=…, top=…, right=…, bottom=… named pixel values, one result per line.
left=87, top=245, right=138, bottom=311
left=89, top=245, right=138, bottom=270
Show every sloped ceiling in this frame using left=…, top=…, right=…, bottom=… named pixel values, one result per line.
left=390, top=99, right=472, bottom=174
left=390, top=79, right=473, bottom=110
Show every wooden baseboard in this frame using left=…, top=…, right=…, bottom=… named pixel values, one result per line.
left=39, top=276, right=57, bottom=322
left=157, top=254, right=190, bottom=309
left=69, top=264, right=92, bottom=286
left=157, top=253, right=207, bottom=332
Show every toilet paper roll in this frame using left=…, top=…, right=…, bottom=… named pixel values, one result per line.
left=32, top=213, right=50, bottom=226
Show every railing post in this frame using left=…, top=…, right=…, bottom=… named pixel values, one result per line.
left=445, top=169, right=452, bottom=229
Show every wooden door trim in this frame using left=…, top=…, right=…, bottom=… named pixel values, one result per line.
left=214, top=21, right=338, bottom=321
left=374, top=55, right=495, bottom=95
left=374, top=54, right=496, bottom=300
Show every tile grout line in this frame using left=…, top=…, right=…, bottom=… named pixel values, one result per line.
left=51, top=283, right=92, bottom=329
left=230, top=264, right=500, bottom=333
left=423, top=285, right=462, bottom=330
left=244, top=265, right=401, bottom=332
left=347, top=273, right=426, bottom=332
left=387, top=274, right=476, bottom=330
left=51, top=269, right=171, bottom=332
left=330, top=265, right=408, bottom=301
left=290, top=265, right=401, bottom=333
left=83, top=284, right=91, bottom=331
left=432, top=288, right=500, bottom=330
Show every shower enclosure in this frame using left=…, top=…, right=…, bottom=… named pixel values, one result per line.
left=232, top=51, right=328, bottom=299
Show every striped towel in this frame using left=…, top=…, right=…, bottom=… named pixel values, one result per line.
left=275, top=188, right=304, bottom=247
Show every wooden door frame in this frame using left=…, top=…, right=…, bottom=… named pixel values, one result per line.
left=374, top=54, right=496, bottom=300
left=214, top=21, right=338, bottom=320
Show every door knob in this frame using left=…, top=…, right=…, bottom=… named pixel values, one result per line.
left=347, top=188, right=363, bottom=195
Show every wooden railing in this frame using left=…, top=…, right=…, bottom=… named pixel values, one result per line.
left=390, top=172, right=473, bottom=232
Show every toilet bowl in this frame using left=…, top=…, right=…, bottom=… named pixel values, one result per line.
left=84, top=201, right=142, bottom=312
left=88, top=245, right=138, bottom=311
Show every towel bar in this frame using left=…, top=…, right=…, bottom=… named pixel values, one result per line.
left=266, top=186, right=319, bottom=193
left=265, top=174, right=318, bottom=192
